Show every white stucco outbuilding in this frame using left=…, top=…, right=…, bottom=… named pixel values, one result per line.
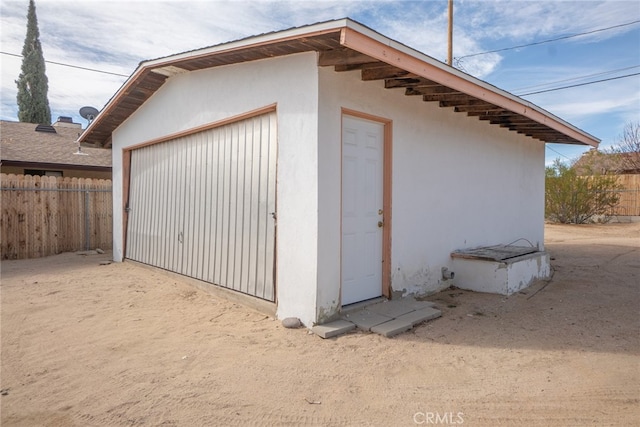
left=80, top=19, right=599, bottom=326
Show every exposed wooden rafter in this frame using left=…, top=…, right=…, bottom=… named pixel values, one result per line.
left=79, top=20, right=598, bottom=148
left=384, top=77, right=440, bottom=89
left=405, top=86, right=460, bottom=96
left=452, top=104, right=503, bottom=113
left=422, top=94, right=473, bottom=103
left=467, top=110, right=517, bottom=117
left=318, top=48, right=375, bottom=66
left=322, top=49, right=587, bottom=145
left=361, top=65, right=413, bottom=81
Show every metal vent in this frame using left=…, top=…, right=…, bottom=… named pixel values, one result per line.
left=35, top=124, right=57, bottom=133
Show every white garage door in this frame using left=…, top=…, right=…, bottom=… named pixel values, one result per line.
left=126, top=111, right=277, bottom=301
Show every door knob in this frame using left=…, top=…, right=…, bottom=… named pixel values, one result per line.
left=378, top=221, right=384, bottom=228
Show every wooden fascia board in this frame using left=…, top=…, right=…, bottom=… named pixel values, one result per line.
left=339, top=26, right=599, bottom=147
left=1, top=160, right=112, bottom=172
left=142, top=25, right=344, bottom=68
left=78, top=67, right=154, bottom=145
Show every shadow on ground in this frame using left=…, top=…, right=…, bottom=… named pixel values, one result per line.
left=398, top=238, right=639, bottom=355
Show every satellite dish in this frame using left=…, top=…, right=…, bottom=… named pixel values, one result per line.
left=79, top=106, right=100, bottom=123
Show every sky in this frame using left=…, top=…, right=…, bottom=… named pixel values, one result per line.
left=1, top=0, right=639, bottom=165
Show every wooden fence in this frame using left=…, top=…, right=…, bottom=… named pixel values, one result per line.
left=610, top=174, right=640, bottom=216
left=1, top=174, right=112, bottom=260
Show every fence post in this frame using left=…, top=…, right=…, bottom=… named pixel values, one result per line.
left=85, top=190, right=90, bottom=250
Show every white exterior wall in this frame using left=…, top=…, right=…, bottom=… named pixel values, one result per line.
left=110, top=53, right=547, bottom=326
left=317, top=66, right=546, bottom=316
left=111, top=52, right=321, bottom=326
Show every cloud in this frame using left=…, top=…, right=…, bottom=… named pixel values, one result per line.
left=0, top=1, right=365, bottom=121
left=1, top=0, right=637, bottom=157
left=456, top=0, right=638, bottom=42
left=522, top=67, right=639, bottom=120
left=545, top=92, right=638, bottom=118
left=450, top=0, right=639, bottom=78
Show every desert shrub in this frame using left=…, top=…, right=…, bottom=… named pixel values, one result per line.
left=545, top=159, right=621, bottom=224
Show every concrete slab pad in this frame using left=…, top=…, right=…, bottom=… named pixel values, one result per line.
left=370, top=319, right=413, bottom=338
left=341, top=297, right=385, bottom=314
left=403, top=300, right=438, bottom=310
left=342, top=310, right=391, bottom=331
left=366, top=300, right=416, bottom=318
left=312, top=320, right=356, bottom=339
left=370, top=307, right=442, bottom=338
left=395, top=307, right=442, bottom=326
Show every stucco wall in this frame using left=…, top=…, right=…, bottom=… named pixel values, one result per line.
left=111, top=52, right=321, bottom=326
left=317, top=66, right=546, bottom=314
left=109, top=52, right=547, bottom=326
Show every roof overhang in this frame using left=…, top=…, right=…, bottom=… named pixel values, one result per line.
left=1, top=160, right=112, bottom=172
left=80, top=18, right=599, bottom=148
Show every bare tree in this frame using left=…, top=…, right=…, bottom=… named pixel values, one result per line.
left=609, top=122, right=640, bottom=173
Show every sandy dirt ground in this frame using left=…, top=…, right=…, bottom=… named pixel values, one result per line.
left=1, top=223, right=639, bottom=426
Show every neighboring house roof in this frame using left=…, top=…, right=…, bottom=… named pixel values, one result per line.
left=574, top=149, right=640, bottom=175
left=80, top=18, right=600, bottom=148
left=1, top=120, right=112, bottom=171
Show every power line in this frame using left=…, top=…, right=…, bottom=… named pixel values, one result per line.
left=546, top=145, right=573, bottom=161
left=457, top=19, right=640, bottom=60
left=511, top=65, right=640, bottom=92
left=1, top=51, right=129, bottom=78
left=518, top=72, right=640, bottom=96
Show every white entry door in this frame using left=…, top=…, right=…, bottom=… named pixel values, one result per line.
left=341, top=114, right=384, bottom=305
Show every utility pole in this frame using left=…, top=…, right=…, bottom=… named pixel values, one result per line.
left=447, top=0, right=453, bottom=66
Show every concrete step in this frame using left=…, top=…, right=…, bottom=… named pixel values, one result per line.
left=312, top=299, right=441, bottom=339
left=311, top=320, right=356, bottom=339
left=370, top=307, right=441, bottom=337
left=341, top=310, right=392, bottom=331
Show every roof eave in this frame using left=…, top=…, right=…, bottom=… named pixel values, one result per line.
left=339, top=22, right=599, bottom=147
left=1, top=160, right=112, bottom=172
left=79, top=20, right=350, bottom=146
left=80, top=18, right=600, bottom=148
left=143, top=18, right=349, bottom=69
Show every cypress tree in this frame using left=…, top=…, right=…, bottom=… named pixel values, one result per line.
left=16, top=0, right=51, bottom=125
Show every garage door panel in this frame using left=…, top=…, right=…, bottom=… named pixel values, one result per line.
left=165, top=141, right=178, bottom=272
left=200, top=133, right=214, bottom=282
left=126, top=111, right=276, bottom=301
left=187, top=135, right=205, bottom=278
left=183, top=138, right=195, bottom=277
